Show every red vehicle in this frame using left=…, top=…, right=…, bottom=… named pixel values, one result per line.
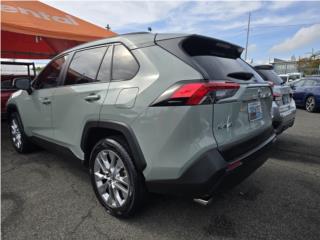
left=1, top=61, right=36, bottom=118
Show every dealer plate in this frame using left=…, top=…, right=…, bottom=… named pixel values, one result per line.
left=248, top=101, right=262, bottom=121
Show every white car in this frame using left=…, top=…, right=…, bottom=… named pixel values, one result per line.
left=279, top=73, right=302, bottom=83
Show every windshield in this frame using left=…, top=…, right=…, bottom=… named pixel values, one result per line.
left=256, top=69, right=283, bottom=85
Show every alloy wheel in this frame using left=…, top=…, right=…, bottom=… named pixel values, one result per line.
left=306, top=97, right=315, bottom=112
left=10, top=119, right=22, bottom=149
left=94, top=149, right=130, bottom=208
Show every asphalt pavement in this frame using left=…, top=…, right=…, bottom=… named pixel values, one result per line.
left=1, top=109, right=320, bottom=240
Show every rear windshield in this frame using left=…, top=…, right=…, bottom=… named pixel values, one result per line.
left=192, top=56, right=264, bottom=82
left=256, top=69, right=283, bottom=85
left=280, top=76, right=288, bottom=82
left=157, top=35, right=264, bottom=83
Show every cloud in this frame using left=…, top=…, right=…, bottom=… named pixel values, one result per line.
left=42, top=1, right=264, bottom=33
left=268, top=1, right=295, bottom=10
left=270, top=24, right=320, bottom=53
left=247, top=43, right=257, bottom=53
left=253, top=59, right=270, bottom=65
left=189, top=1, right=262, bottom=21
left=42, top=1, right=184, bottom=30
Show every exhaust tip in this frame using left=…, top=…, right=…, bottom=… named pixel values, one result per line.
left=193, top=197, right=213, bottom=206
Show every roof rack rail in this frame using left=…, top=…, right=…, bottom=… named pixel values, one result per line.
left=120, top=32, right=152, bottom=36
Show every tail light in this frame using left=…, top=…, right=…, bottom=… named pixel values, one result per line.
left=267, top=81, right=274, bottom=88
left=273, top=92, right=282, bottom=105
left=151, top=81, right=240, bottom=106
left=273, top=92, right=281, bottom=100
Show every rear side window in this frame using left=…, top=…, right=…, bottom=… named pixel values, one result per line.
left=255, top=69, right=283, bottom=85
left=112, top=45, right=139, bottom=81
left=65, top=46, right=107, bottom=85
left=97, top=46, right=113, bottom=82
left=33, top=55, right=68, bottom=89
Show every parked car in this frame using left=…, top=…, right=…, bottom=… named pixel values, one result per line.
left=7, top=33, right=275, bottom=217
left=254, top=65, right=296, bottom=134
left=286, top=78, right=302, bottom=87
left=291, top=76, right=320, bottom=112
left=279, top=73, right=302, bottom=84
left=1, top=61, right=36, bottom=118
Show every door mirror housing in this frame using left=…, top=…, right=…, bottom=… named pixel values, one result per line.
left=13, top=77, right=32, bottom=94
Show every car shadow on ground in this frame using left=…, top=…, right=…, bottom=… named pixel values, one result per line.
left=270, top=134, right=320, bottom=164
left=2, top=115, right=320, bottom=240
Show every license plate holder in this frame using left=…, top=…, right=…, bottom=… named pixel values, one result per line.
left=248, top=101, right=262, bottom=121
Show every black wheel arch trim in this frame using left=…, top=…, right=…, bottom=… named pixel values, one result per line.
left=6, top=104, right=24, bottom=129
left=6, top=103, right=19, bottom=115
left=81, top=120, right=147, bottom=171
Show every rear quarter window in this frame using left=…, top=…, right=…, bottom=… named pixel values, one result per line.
left=112, top=45, right=139, bottom=81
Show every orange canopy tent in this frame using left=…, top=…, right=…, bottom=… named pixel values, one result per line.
left=1, top=1, right=116, bottom=59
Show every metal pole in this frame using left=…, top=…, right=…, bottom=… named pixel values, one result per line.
left=245, top=12, right=251, bottom=61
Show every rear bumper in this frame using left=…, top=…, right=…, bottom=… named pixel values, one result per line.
left=272, top=101, right=296, bottom=134
left=146, top=133, right=276, bottom=197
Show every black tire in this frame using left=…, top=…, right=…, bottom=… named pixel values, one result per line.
left=305, top=96, right=316, bottom=112
left=89, top=136, right=146, bottom=217
left=8, top=112, right=37, bottom=153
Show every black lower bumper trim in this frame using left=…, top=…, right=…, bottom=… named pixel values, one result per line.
left=218, top=127, right=274, bottom=162
left=146, top=134, right=275, bottom=197
left=274, top=118, right=295, bottom=134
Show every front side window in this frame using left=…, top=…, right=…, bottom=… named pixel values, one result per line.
left=33, top=55, right=68, bottom=89
left=64, top=46, right=107, bottom=85
left=1, top=80, right=15, bottom=90
left=112, top=45, right=139, bottom=81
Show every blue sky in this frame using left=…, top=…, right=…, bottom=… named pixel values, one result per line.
left=42, top=1, right=320, bottom=64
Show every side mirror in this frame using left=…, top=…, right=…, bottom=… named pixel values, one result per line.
left=13, top=77, right=32, bottom=94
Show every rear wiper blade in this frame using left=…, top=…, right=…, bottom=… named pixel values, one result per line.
left=227, top=71, right=253, bottom=81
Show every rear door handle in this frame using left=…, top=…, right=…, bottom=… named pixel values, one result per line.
left=84, top=94, right=101, bottom=102
left=39, top=97, right=51, bottom=105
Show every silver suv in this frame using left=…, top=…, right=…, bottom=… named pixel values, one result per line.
left=7, top=33, right=275, bottom=217
left=254, top=65, right=296, bottom=134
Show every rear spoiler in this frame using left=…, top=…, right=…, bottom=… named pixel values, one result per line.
left=254, top=65, right=274, bottom=70
left=155, top=34, right=244, bottom=59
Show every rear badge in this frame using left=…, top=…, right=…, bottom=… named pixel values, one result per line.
left=217, top=116, right=233, bottom=130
